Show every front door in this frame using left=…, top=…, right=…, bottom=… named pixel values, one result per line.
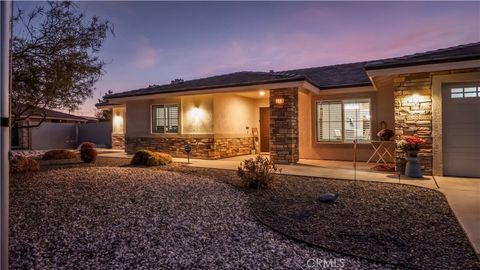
left=259, top=107, right=270, bottom=152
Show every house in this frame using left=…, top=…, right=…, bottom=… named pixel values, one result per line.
left=97, top=42, right=480, bottom=177
left=12, top=108, right=91, bottom=150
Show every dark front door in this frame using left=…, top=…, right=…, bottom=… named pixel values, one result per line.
left=259, top=107, right=270, bottom=152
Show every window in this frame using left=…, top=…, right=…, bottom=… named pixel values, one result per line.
left=451, top=86, right=479, bottom=98
left=152, top=104, right=179, bottom=133
left=316, top=100, right=371, bottom=142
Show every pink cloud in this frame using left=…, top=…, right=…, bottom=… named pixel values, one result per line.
left=132, top=37, right=160, bottom=69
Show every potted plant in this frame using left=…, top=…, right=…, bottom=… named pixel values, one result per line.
left=397, top=135, right=426, bottom=178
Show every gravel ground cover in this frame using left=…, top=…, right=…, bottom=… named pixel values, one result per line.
left=252, top=176, right=480, bottom=270
left=10, top=167, right=385, bottom=269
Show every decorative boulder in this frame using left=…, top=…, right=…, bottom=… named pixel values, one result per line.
left=319, top=193, right=339, bottom=203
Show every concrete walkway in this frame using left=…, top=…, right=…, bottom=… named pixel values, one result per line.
left=99, top=152, right=480, bottom=254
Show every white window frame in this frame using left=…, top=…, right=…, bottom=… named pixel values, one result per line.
left=150, top=103, right=179, bottom=134
left=315, top=99, right=371, bottom=143
left=450, top=85, right=480, bottom=99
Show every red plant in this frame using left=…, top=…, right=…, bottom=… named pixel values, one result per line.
left=404, top=136, right=426, bottom=145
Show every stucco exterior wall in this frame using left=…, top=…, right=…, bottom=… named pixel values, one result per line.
left=298, top=84, right=395, bottom=162
left=181, top=94, right=214, bottom=134
left=123, top=93, right=257, bottom=158
left=213, top=94, right=258, bottom=137
left=125, top=99, right=152, bottom=137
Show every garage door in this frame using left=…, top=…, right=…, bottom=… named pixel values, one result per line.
left=442, top=83, right=480, bottom=177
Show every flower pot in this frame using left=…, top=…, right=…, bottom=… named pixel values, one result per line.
left=405, top=156, right=422, bottom=178
left=406, top=150, right=419, bottom=158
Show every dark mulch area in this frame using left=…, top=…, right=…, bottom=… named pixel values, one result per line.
left=252, top=176, right=480, bottom=270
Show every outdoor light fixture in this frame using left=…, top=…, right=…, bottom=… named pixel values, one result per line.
left=190, top=107, right=204, bottom=124
left=259, top=90, right=265, bottom=96
left=113, top=114, right=124, bottom=133
left=275, top=97, right=285, bottom=105
left=410, top=94, right=421, bottom=104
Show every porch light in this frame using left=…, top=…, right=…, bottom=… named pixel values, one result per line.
left=190, top=107, right=204, bottom=122
left=113, top=114, right=124, bottom=133
left=275, top=97, right=284, bottom=105
left=409, top=94, right=421, bottom=104
left=259, top=90, right=266, bottom=96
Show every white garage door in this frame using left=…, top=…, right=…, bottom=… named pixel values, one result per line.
left=442, top=83, right=480, bottom=177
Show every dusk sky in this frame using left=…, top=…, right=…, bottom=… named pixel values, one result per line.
left=15, top=1, right=480, bottom=116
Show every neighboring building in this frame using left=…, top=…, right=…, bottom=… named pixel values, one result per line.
left=12, top=108, right=90, bottom=150
left=97, top=42, right=480, bottom=177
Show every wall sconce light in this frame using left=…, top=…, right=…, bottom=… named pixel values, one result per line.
left=190, top=107, right=204, bottom=123
left=113, top=114, right=124, bottom=133
left=409, top=94, right=421, bottom=105
left=275, top=97, right=285, bottom=105
left=259, top=90, right=266, bottom=96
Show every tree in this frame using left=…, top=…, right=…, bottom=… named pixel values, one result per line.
left=94, top=109, right=112, bottom=122
left=12, top=1, right=113, bottom=128
left=95, top=89, right=113, bottom=121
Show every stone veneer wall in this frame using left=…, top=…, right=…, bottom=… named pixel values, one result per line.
left=269, top=88, right=299, bottom=164
left=393, top=68, right=479, bottom=175
left=214, top=137, right=253, bottom=159
left=125, top=136, right=253, bottom=159
left=112, top=134, right=125, bottom=150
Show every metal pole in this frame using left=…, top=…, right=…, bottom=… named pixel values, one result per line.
left=0, top=1, right=12, bottom=269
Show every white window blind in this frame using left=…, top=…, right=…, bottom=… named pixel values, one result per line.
left=316, top=100, right=371, bottom=142
left=317, top=102, right=342, bottom=141
left=152, top=104, right=179, bottom=133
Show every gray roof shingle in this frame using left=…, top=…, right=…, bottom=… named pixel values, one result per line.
left=105, top=71, right=304, bottom=98
left=365, top=42, right=480, bottom=70
left=281, top=61, right=373, bottom=89
left=105, top=42, right=480, bottom=99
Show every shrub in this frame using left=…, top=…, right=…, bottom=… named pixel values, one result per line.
left=10, top=156, right=40, bottom=173
left=81, top=147, right=97, bottom=163
left=237, top=155, right=281, bottom=189
left=42, top=149, right=77, bottom=160
left=80, top=142, right=96, bottom=151
left=131, top=150, right=173, bottom=166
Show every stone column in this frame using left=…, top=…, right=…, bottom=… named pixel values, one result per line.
left=269, top=88, right=299, bottom=164
left=393, top=73, right=433, bottom=175
left=112, top=134, right=125, bottom=150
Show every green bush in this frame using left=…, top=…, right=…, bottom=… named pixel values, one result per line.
left=10, top=156, right=40, bottom=173
left=42, top=149, right=77, bottom=160
left=237, top=155, right=281, bottom=189
left=81, top=147, right=97, bottom=163
left=131, top=150, right=173, bottom=166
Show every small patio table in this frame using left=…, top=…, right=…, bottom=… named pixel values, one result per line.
left=366, top=140, right=395, bottom=164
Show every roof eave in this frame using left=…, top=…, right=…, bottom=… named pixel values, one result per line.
left=365, top=55, right=480, bottom=70
left=366, top=58, right=480, bottom=78
left=105, top=77, right=314, bottom=101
